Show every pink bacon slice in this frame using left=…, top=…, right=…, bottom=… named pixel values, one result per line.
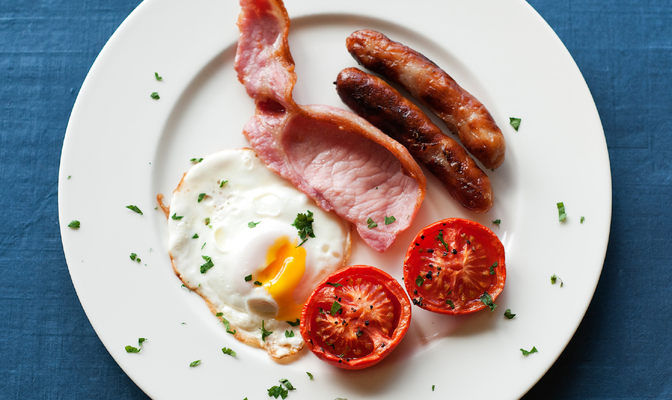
left=235, top=0, right=426, bottom=252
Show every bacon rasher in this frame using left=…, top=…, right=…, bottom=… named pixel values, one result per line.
left=234, top=0, right=426, bottom=252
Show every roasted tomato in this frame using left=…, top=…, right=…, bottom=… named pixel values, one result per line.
left=300, top=265, right=411, bottom=370
left=403, top=218, right=506, bottom=315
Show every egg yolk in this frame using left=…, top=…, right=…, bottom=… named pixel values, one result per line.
left=255, top=236, right=306, bottom=320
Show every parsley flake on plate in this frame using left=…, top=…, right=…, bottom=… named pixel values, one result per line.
left=154, top=72, right=162, bottom=81
left=126, top=205, right=143, bottom=215
left=192, top=233, right=199, bottom=239
left=492, top=219, right=501, bottom=227
left=521, top=346, right=538, bottom=356
left=220, top=179, right=228, bottom=188
left=551, top=274, right=564, bottom=287
left=125, top=338, right=147, bottom=353
left=244, top=274, right=252, bottom=282
left=504, top=309, right=516, bottom=319
left=557, top=202, right=567, bottom=222
left=150, top=92, right=160, bottom=100
left=67, top=220, right=80, bottom=229
left=285, top=330, right=295, bottom=338
left=129, top=253, right=141, bottom=263
left=248, top=221, right=260, bottom=228
left=221, top=347, right=236, bottom=356
left=366, top=217, right=378, bottom=229
left=220, top=316, right=236, bottom=335
left=509, top=117, right=521, bottom=131
left=189, top=360, right=201, bottom=367
left=190, top=157, right=203, bottom=163
left=306, top=372, right=314, bottom=380
left=171, top=213, right=183, bottom=220
left=197, top=193, right=206, bottom=203
left=384, top=215, right=396, bottom=225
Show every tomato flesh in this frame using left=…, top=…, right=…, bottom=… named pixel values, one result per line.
left=403, top=218, right=506, bottom=314
left=300, top=265, right=411, bottom=370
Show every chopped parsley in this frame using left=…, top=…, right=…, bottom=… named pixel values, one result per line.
left=489, top=261, right=498, bottom=275
left=581, top=216, right=585, bottom=224
left=260, top=320, right=273, bottom=342
left=504, top=309, right=516, bottom=319
left=551, top=274, right=564, bottom=287
left=150, top=92, right=160, bottom=100
left=125, top=338, right=147, bottom=353
left=366, top=217, right=378, bottom=229
left=279, top=379, right=295, bottom=391
left=306, top=371, right=313, bottom=380
left=126, top=205, right=143, bottom=215
left=521, top=346, right=538, bottom=356
left=557, top=202, right=567, bottom=222
left=220, top=179, right=228, bottom=188
left=509, top=117, right=521, bottom=131
left=326, top=282, right=343, bottom=287
left=244, top=274, right=252, bottom=282
left=446, top=299, right=455, bottom=309
left=415, top=274, right=424, bottom=287
left=192, top=233, right=199, bottom=239
left=221, top=347, right=236, bottom=356
left=189, top=359, right=201, bottom=367
left=248, top=221, right=260, bottom=228
left=437, top=231, right=449, bottom=251
left=330, top=301, right=342, bottom=316
left=154, top=72, right=162, bottom=81
left=292, top=211, right=315, bottom=246
left=221, top=316, right=236, bottom=334
left=432, top=385, right=435, bottom=391
left=492, top=219, right=501, bottom=227
left=204, top=217, right=210, bottom=225
left=286, top=318, right=300, bottom=327
left=254, top=281, right=262, bottom=286
left=190, top=157, right=203, bottom=163
left=200, top=255, right=214, bottom=273
left=480, top=291, right=497, bottom=312
left=197, top=193, right=206, bottom=203
left=267, top=385, right=288, bottom=399
left=201, top=242, right=206, bottom=249
left=129, top=253, right=141, bottom=263
left=171, top=213, right=183, bottom=220
left=285, top=330, right=295, bottom=338
left=68, top=220, right=80, bottom=229
left=384, top=216, right=396, bottom=225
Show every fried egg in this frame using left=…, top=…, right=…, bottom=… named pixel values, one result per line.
left=168, top=148, right=351, bottom=358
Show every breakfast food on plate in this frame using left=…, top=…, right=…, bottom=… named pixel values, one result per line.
left=300, top=265, right=411, bottom=370
left=403, top=218, right=505, bottom=314
left=336, top=67, right=494, bottom=213
left=346, top=29, right=506, bottom=170
left=235, top=0, right=426, bottom=252
left=167, top=148, right=351, bottom=358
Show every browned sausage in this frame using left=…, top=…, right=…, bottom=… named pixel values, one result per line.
left=336, top=67, right=493, bottom=213
left=346, top=29, right=506, bottom=170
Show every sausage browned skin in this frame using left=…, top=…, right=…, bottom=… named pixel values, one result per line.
left=336, top=67, right=493, bottom=213
left=346, top=29, right=506, bottom=170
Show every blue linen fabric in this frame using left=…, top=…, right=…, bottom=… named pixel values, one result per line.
left=0, top=0, right=670, bottom=399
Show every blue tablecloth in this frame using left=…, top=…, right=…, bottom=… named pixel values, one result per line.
left=1, top=0, right=670, bottom=398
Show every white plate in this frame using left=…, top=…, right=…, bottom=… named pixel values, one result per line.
left=58, top=0, right=611, bottom=398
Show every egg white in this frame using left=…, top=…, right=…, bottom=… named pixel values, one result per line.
left=167, top=148, right=351, bottom=358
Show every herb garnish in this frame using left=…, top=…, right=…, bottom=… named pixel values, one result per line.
left=330, top=301, right=342, bottom=316
left=254, top=281, right=262, bottom=286
left=129, top=253, right=141, bottom=263
left=551, top=274, right=564, bottom=287
left=248, top=221, right=260, bottom=228
left=285, top=330, right=295, bottom=338
left=489, top=261, right=498, bottom=275
left=415, top=274, right=424, bottom=287
left=581, top=216, right=585, bottom=224
left=306, top=372, right=314, bottom=380
left=192, top=233, right=199, bottom=239
left=126, top=205, right=143, bottom=215
left=437, top=231, right=449, bottom=250
left=221, top=347, right=236, bottom=356
left=220, top=315, right=236, bottom=334
left=150, top=92, right=160, bottom=100
left=260, top=320, right=272, bottom=342
left=286, top=318, right=300, bottom=327
left=384, top=216, right=396, bottom=225
left=480, top=291, right=497, bottom=312
left=509, top=117, right=521, bottom=131
left=200, top=255, right=214, bottom=273
left=557, top=202, right=567, bottom=222
left=190, top=157, right=203, bottom=163
left=171, top=213, right=183, bottom=220
left=292, top=210, right=315, bottom=246
left=68, top=220, right=80, bottom=229
left=521, top=346, right=538, bottom=356
left=220, top=179, right=228, bottom=188
left=189, top=360, right=201, bottom=367
left=446, top=299, right=455, bottom=309
left=504, top=309, right=516, bottom=319
left=366, top=217, right=378, bottom=229
left=154, top=72, right=162, bottom=81
left=326, top=282, right=343, bottom=287
left=197, top=193, right=206, bottom=203
left=244, top=274, right=252, bottom=282
left=125, top=338, right=147, bottom=353
left=492, top=219, right=501, bottom=227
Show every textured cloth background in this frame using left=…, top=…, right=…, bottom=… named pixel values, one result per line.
left=0, top=0, right=670, bottom=398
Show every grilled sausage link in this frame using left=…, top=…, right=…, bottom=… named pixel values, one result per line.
left=336, top=67, right=493, bottom=213
left=346, top=29, right=506, bottom=170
